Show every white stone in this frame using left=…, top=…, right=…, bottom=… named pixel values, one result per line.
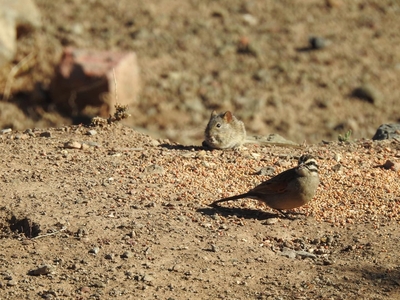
left=0, top=0, right=41, bottom=67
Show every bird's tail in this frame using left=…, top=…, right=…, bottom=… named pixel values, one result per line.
left=209, top=194, right=248, bottom=207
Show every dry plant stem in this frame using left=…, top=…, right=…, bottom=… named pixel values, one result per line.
left=113, top=68, right=118, bottom=102
left=31, top=226, right=67, bottom=240
left=3, top=53, right=35, bottom=101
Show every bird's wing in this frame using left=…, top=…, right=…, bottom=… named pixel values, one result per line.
left=249, top=168, right=293, bottom=195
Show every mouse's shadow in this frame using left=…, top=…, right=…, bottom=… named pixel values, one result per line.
left=159, top=141, right=222, bottom=151
left=159, top=143, right=206, bottom=151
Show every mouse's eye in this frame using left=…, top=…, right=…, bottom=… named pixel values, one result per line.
left=216, top=123, right=221, bottom=128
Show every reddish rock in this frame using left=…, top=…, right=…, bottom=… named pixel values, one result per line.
left=49, top=47, right=140, bottom=118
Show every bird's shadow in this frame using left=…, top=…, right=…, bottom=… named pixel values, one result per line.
left=197, top=205, right=304, bottom=221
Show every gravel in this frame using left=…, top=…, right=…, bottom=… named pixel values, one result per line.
left=0, top=124, right=399, bottom=299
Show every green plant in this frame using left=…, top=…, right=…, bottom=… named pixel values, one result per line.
left=338, top=129, right=352, bottom=142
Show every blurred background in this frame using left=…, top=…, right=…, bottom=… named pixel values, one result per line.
left=0, top=0, right=399, bottom=145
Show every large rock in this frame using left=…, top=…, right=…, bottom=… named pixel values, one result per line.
left=0, top=0, right=41, bottom=67
left=372, top=124, right=400, bottom=140
left=49, top=47, right=140, bottom=118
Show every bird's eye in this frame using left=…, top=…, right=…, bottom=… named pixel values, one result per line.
left=216, top=123, right=221, bottom=128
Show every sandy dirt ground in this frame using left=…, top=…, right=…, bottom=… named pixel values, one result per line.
left=1, top=0, right=400, bottom=299
left=1, top=124, right=400, bottom=299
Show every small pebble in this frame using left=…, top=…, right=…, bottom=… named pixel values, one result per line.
left=86, top=130, right=97, bottom=136
left=264, top=218, right=278, bottom=225
left=342, top=245, right=356, bottom=252
left=210, top=244, right=218, bottom=252
left=333, top=153, right=341, bottom=162
left=296, top=251, right=317, bottom=259
left=40, top=131, right=52, bottom=138
left=309, top=36, right=329, bottom=49
left=332, top=164, right=342, bottom=172
left=0, top=128, right=12, bottom=134
left=196, top=150, right=207, bottom=158
left=254, top=166, right=275, bottom=176
left=64, top=140, right=82, bottom=149
left=7, top=280, right=17, bottom=286
left=105, top=253, right=114, bottom=260
left=351, top=84, right=382, bottom=106
left=81, top=286, right=91, bottom=293
left=85, top=141, right=101, bottom=147
left=143, top=275, right=154, bottom=282
left=89, top=247, right=100, bottom=254
left=28, top=265, right=54, bottom=276
left=149, top=139, right=160, bottom=146
left=15, top=134, right=29, bottom=140
left=177, top=216, right=186, bottom=222
left=91, top=280, right=106, bottom=288
left=202, top=161, right=216, bottom=168
left=121, top=251, right=132, bottom=259
left=144, top=164, right=164, bottom=174
left=280, top=249, right=296, bottom=259
left=323, top=258, right=335, bottom=265
left=242, top=14, right=258, bottom=26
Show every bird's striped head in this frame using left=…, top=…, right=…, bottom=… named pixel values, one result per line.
left=296, top=154, right=319, bottom=176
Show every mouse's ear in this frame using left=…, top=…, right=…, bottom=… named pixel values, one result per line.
left=211, top=110, right=218, bottom=117
left=223, top=111, right=232, bottom=123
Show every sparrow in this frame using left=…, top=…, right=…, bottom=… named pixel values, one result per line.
left=210, top=154, right=319, bottom=211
